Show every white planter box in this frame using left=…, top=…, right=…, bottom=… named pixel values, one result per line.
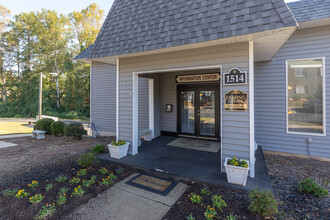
left=224, top=158, right=250, bottom=186
left=108, top=143, right=129, bottom=159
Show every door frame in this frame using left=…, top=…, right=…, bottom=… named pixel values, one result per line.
left=177, top=83, right=220, bottom=139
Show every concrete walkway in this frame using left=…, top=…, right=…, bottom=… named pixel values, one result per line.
left=0, top=141, right=17, bottom=149
left=65, top=173, right=188, bottom=220
left=0, top=134, right=31, bottom=139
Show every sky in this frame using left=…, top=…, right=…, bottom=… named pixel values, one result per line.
left=1, top=0, right=300, bottom=17
left=1, top=0, right=114, bottom=17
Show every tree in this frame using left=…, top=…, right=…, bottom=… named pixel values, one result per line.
left=10, top=12, right=39, bottom=70
left=0, top=4, right=10, bottom=102
left=0, top=3, right=105, bottom=119
left=0, top=4, right=10, bottom=34
left=37, top=9, right=69, bottom=108
left=69, top=3, right=105, bottom=52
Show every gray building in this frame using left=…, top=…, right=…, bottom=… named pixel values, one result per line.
left=76, top=0, right=330, bottom=178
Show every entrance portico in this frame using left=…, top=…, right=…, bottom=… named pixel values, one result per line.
left=119, top=41, right=256, bottom=177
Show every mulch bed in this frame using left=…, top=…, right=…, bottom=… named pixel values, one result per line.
left=0, top=158, right=135, bottom=220
left=163, top=181, right=257, bottom=220
left=264, top=153, right=330, bottom=219
left=164, top=153, right=330, bottom=219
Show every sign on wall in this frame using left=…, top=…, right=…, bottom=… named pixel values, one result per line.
left=225, top=90, right=248, bottom=111
left=176, top=73, right=220, bottom=83
left=223, top=68, right=247, bottom=85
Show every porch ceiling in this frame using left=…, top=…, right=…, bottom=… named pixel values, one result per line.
left=86, top=26, right=296, bottom=65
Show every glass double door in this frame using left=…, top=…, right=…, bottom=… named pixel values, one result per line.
left=178, top=84, right=220, bottom=139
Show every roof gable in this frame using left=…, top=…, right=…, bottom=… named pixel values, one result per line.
left=288, top=0, right=330, bottom=23
left=89, top=0, right=297, bottom=59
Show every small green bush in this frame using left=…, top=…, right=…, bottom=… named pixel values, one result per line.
left=248, top=187, right=279, bottom=218
left=50, top=121, right=66, bottom=137
left=226, top=213, right=237, bottom=220
left=212, top=195, right=227, bottom=211
left=201, top=187, right=211, bottom=195
left=35, top=118, right=54, bottom=134
left=76, top=153, right=97, bottom=168
left=297, top=178, right=328, bottom=198
left=64, top=123, right=86, bottom=140
left=90, top=144, right=106, bottom=154
left=2, top=188, right=18, bottom=196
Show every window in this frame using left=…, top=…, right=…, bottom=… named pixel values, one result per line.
left=296, top=85, right=305, bottom=94
left=287, top=58, right=325, bottom=135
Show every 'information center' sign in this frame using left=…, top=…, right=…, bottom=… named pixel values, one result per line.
left=176, top=73, right=220, bottom=83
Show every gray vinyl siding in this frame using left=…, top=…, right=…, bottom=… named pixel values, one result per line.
left=255, top=25, right=330, bottom=158
left=91, top=61, right=116, bottom=134
left=160, top=72, right=177, bottom=132
left=118, top=43, right=251, bottom=166
left=90, top=61, right=149, bottom=136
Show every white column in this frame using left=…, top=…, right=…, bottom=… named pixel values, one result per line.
left=132, top=72, right=139, bottom=155
left=149, top=78, right=155, bottom=138
left=116, top=59, right=119, bottom=142
left=249, top=40, right=255, bottom=178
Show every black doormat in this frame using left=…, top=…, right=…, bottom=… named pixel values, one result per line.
left=125, top=173, right=178, bottom=196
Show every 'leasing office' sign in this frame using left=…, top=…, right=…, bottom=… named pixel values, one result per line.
left=176, top=73, right=220, bottom=83
left=225, top=90, right=248, bottom=111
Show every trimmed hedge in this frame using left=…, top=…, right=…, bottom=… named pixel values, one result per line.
left=64, top=123, right=87, bottom=140
left=50, top=121, right=67, bottom=137
left=35, top=118, right=54, bottom=134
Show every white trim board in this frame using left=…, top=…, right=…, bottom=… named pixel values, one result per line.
left=149, top=79, right=155, bottom=139
left=249, top=40, right=255, bottom=178
left=116, top=59, right=120, bottom=142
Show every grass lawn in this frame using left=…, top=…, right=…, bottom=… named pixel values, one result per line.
left=0, top=122, right=33, bottom=135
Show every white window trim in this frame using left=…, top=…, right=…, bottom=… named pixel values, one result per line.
left=286, top=57, right=326, bottom=137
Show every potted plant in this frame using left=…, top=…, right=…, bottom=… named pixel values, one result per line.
left=224, top=156, right=249, bottom=186
left=107, top=140, right=129, bottom=159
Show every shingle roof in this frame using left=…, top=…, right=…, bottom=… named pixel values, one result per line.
left=74, top=44, right=94, bottom=60
left=288, top=0, right=330, bottom=23
left=89, top=0, right=297, bottom=59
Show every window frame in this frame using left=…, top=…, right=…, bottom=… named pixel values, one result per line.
left=286, top=57, right=326, bottom=136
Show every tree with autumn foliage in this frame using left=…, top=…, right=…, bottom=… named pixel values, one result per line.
left=0, top=3, right=105, bottom=119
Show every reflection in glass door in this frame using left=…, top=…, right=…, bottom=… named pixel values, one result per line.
left=181, top=91, right=195, bottom=134
left=178, top=84, right=219, bottom=139
left=200, top=91, right=215, bottom=136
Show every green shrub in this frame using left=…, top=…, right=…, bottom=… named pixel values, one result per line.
left=187, top=214, right=195, bottom=220
left=248, top=187, right=279, bottom=218
left=190, top=193, right=202, bottom=204
left=64, top=123, right=86, bottom=140
left=226, top=213, right=237, bottom=220
left=297, top=178, right=328, bottom=198
left=2, top=188, right=18, bottom=196
left=76, top=153, right=97, bottom=168
left=204, top=206, right=217, bottom=220
left=201, top=187, right=211, bottom=195
left=90, top=144, right=106, bottom=154
left=35, top=118, right=54, bottom=134
left=50, top=121, right=66, bottom=137
left=212, top=195, right=227, bottom=211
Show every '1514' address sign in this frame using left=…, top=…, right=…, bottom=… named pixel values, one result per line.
left=223, top=68, right=247, bottom=85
